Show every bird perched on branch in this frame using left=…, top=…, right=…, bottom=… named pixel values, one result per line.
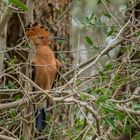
left=26, top=22, right=61, bottom=131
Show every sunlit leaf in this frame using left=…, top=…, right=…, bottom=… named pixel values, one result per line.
left=3, top=0, right=9, bottom=4
left=9, top=0, right=28, bottom=11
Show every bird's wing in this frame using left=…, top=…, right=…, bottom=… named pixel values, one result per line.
left=51, top=59, right=61, bottom=88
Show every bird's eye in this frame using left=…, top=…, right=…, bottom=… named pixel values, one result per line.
left=39, top=36, right=45, bottom=39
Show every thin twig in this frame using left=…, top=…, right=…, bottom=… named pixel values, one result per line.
left=49, top=0, right=76, bottom=29
left=77, top=19, right=130, bottom=76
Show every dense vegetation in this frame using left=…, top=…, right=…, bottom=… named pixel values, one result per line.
left=0, top=0, right=140, bottom=139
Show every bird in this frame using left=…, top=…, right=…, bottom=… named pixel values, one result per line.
left=26, top=22, right=61, bottom=131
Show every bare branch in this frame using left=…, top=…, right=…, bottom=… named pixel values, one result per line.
left=26, top=0, right=34, bottom=23
left=116, top=104, right=140, bottom=115
left=0, top=135, right=19, bottom=140
left=0, top=98, right=28, bottom=111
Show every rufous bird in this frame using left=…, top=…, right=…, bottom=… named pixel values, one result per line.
left=26, top=22, right=61, bottom=131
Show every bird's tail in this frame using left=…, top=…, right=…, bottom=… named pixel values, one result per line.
left=35, top=100, right=46, bottom=131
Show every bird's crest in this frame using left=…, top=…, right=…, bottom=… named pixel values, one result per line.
left=26, top=22, right=50, bottom=38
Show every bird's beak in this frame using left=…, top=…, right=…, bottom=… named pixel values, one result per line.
left=50, top=36, right=67, bottom=41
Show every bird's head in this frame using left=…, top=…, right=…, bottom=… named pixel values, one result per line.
left=26, top=22, right=52, bottom=48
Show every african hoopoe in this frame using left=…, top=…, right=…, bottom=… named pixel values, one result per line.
left=26, top=23, right=61, bottom=131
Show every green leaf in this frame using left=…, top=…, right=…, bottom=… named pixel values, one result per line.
left=97, top=95, right=108, bottom=103
left=134, top=103, right=140, bottom=110
left=99, top=72, right=107, bottom=83
left=102, top=106, right=120, bottom=114
left=9, top=0, right=28, bottom=11
left=3, top=0, right=9, bottom=4
left=86, top=16, right=90, bottom=22
left=132, top=133, right=140, bottom=140
left=104, top=118, right=116, bottom=130
left=108, top=29, right=114, bottom=36
left=95, top=87, right=108, bottom=94
left=13, top=94, right=21, bottom=101
left=105, top=0, right=111, bottom=3
left=107, top=26, right=116, bottom=36
left=79, top=93, right=88, bottom=100
left=8, top=80, right=15, bottom=89
left=117, top=111, right=125, bottom=120
left=9, top=109, right=17, bottom=117
left=102, top=106, right=125, bottom=120
left=114, top=74, right=121, bottom=82
left=0, top=119, right=6, bottom=125
left=89, top=12, right=94, bottom=20
left=105, top=63, right=113, bottom=70
left=134, top=31, right=140, bottom=37
left=104, top=13, right=111, bottom=19
left=123, top=124, right=132, bottom=134
left=75, top=117, right=84, bottom=128
left=97, top=0, right=102, bottom=4
left=85, top=36, right=94, bottom=46
left=20, top=136, right=24, bottom=140
left=46, top=114, right=52, bottom=121
left=58, top=52, right=65, bottom=63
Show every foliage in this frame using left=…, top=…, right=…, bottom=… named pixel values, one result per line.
left=0, top=0, right=140, bottom=139
left=4, top=0, right=28, bottom=11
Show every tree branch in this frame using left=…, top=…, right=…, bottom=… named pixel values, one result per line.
left=0, top=135, right=18, bottom=140
left=116, top=104, right=140, bottom=115
left=53, top=97, right=101, bottom=136
left=0, top=98, right=28, bottom=111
